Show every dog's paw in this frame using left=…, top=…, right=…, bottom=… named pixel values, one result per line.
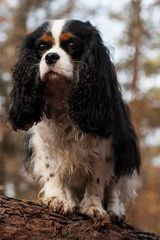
left=40, top=196, right=75, bottom=215
left=107, top=202, right=126, bottom=223
left=108, top=210, right=125, bottom=223
left=80, top=195, right=108, bottom=219
left=80, top=205, right=108, bottom=219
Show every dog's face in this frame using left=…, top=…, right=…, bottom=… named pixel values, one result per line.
left=24, top=20, right=93, bottom=83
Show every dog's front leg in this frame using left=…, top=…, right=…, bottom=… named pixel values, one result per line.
left=39, top=174, right=75, bottom=215
left=79, top=166, right=109, bottom=219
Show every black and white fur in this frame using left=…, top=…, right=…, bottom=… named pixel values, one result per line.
left=9, top=20, right=141, bottom=221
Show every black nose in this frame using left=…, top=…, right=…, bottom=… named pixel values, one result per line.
left=45, top=53, right=60, bottom=65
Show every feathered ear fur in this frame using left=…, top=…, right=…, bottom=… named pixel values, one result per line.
left=8, top=24, right=47, bottom=131
left=113, top=101, right=141, bottom=176
left=8, top=49, right=44, bottom=131
left=69, top=24, right=121, bottom=137
left=69, top=22, right=140, bottom=175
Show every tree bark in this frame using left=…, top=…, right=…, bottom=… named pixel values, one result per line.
left=0, top=196, right=159, bottom=240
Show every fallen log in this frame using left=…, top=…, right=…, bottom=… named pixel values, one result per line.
left=0, top=196, right=159, bottom=240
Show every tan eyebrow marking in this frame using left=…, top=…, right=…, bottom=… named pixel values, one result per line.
left=60, top=32, right=73, bottom=42
left=40, top=33, right=54, bottom=44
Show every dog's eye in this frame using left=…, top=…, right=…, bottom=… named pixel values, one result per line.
left=36, top=42, right=48, bottom=53
left=67, top=41, right=78, bottom=52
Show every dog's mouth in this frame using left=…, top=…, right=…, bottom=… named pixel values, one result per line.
left=42, top=70, right=71, bottom=83
left=41, top=70, right=60, bottom=80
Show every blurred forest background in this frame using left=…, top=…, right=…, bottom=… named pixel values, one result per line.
left=0, top=0, right=160, bottom=234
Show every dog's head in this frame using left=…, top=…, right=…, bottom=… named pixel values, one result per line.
left=9, top=19, right=121, bottom=134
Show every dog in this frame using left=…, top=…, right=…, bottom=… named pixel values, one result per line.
left=9, top=19, right=140, bottom=221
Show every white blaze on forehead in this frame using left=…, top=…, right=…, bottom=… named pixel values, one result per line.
left=51, top=19, right=66, bottom=46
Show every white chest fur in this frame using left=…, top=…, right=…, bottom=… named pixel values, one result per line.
left=29, top=116, right=113, bottom=191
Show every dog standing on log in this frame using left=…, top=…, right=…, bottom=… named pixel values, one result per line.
left=9, top=20, right=140, bottom=221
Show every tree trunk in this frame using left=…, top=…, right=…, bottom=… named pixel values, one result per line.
left=130, top=0, right=142, bottom=137
left=0, top=196, right=159, bottom=240
left=131, top=0, right=141, bottom=99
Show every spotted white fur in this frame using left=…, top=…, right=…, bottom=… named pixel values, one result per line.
left=26, top=113, right=139, bottom=219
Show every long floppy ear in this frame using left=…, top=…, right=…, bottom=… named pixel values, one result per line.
left=113, top=100, right=141, bottom=176
left=69, top=23, right=121, bottom=137
left=68, top=22, right=140, bottom=175
left=8, top=36, right=45, bottom=131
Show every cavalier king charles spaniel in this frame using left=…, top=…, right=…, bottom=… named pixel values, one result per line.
left=9, top=20, right=141, bottom=221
